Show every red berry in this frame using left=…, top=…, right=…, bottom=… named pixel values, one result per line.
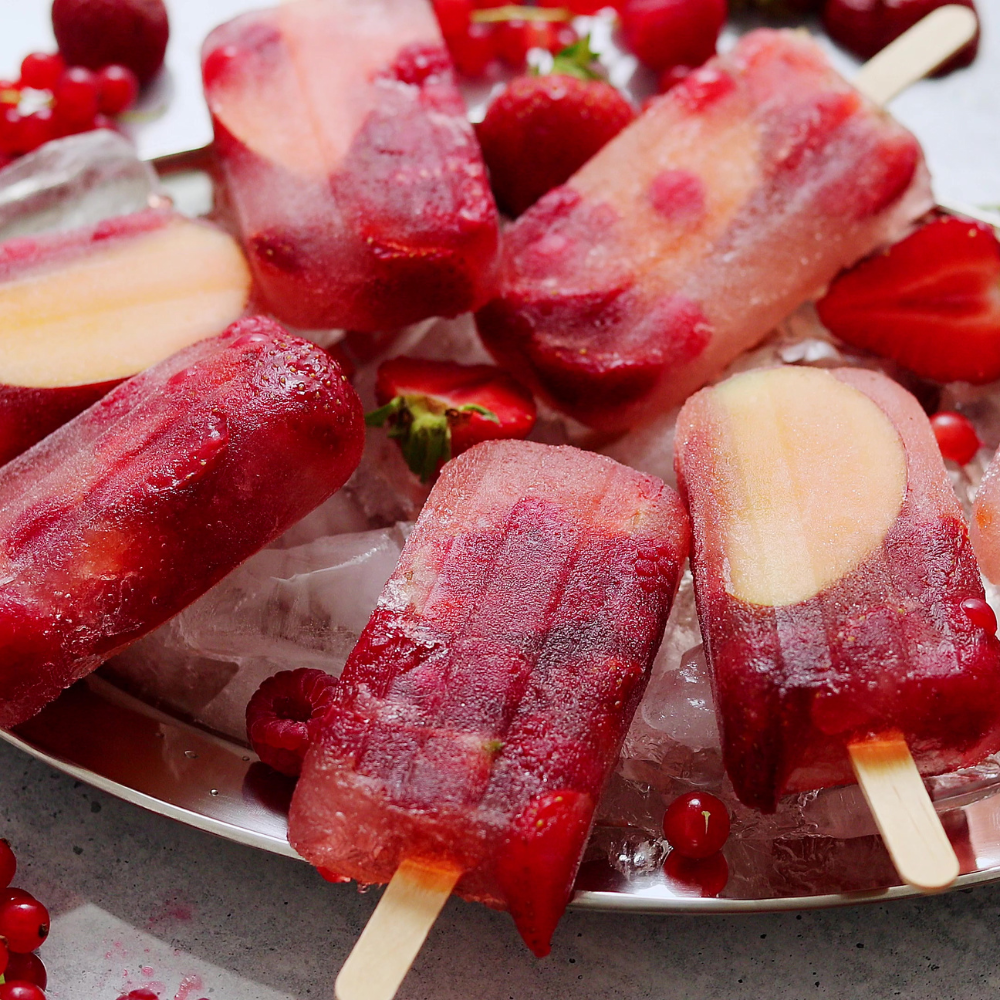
left=118, top=991, right=159, bottom=1000
left=432, top=0, right=473, bottom=36
left=4, top=952, right=46, bottom=990
left=662, top=790, right=730, bottom=858
left=0, top=108, right=23, bottom=155
left=446, top=22, right=496, bottom=77
left=493, top=20, right=533, bottom=68
left=930, top=411, right=980, bottom=465
left=962, top=597, right=997, bottom=634
left=0, top=939, right=7, bottom=978
left=52, top=0, right=169, bottom=86
left=620, top=0, right=727, bottom=71
left=0, top=841, right=15, bottom=889
left=317, top=867, right=352, bottom=884
left=0, top=890, right=32, bottom=906
left=16, top=109, right=57, bottom=155
left=246, top=668, right=339, bottom=777
left=0, top=983, right=46, bottom=1000
left=54, top=67, right=100, bottom=126
left=0, top=898, right=50, bottom=953
left=663, top=850, right=729, bottom=897
left=19, top=53, right=64, bottom=91
left=96, top=64, right=139, bottom=115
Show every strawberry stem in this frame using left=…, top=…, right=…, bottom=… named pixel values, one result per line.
left=543, top=35, right=604, bottom=80
left=472, top=5, right=571, bottom=23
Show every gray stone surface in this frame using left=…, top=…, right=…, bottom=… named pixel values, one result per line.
left=3, top=737, right=1000, bottom=1000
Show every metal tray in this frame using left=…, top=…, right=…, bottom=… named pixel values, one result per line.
left=6, top=674, right=1000, bottom=913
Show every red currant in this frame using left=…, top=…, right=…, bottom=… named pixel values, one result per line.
left=0, top=841, right=15, bottom=888
left=4, top=952, right=46, bottom=989
left=446, top=22, right=496, bottom=77
left=662, top=790, right=730, bottom=858
left=0, top=898, right=50, bottom=953
left=96, top=65, right=139, bottom=115
left=0, top=109, right=24, bottom=155
left=54, top=66, right=100, bottom=126
left=16, top=109, right=56, bottom=154
left=1, top=889, right=33, bottom=906
left=663, top=850, right=729, bottom=897
left=620, top=0, right=727, bottom=72
left=0, top=982, right=46, bottom=1000
left=962, top=597, right=997, bottom=634
left=494, top=19, right=555, bottom=68
left=930, top=411, right=980, bottom=465
left=19, top=53, right=64, bottom=91
left=0, top=939, right=8, bottom=978
left=432, top=0, right=473, bottom=36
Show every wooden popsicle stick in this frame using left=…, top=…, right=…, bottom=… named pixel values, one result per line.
left=335, top=858, right=462, bottom=1000
left=849, top=734, right=959, bottom=892
left=853, top=4, right=978, bottom=106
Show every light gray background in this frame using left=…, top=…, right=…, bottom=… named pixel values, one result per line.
left=1, top=1, right=999, bottom=997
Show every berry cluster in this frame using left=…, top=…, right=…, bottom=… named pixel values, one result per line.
left=0, top=51, right=138, bottom=167
left=0, top=840, right=50, bottom=1000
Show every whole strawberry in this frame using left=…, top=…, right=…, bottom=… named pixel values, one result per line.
left=476, top=39, right=635, bottom=217
left=823, top=0, right=979, bottom=71
left=52, top=0, right=169, bottom=86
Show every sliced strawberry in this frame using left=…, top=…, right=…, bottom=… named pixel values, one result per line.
left=246, top=668, right=339, bottom=777
left=476, top=38, right=635, bottom=217
left=368, top=357, right=536, bottom=482
left=817, top=215, right=1000, bottom=385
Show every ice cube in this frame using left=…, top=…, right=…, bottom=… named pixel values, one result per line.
left=0, top=131, right=160, bottom=240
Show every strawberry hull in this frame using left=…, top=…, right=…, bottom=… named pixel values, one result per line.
left=676, top=368, right=1000, bottom=814
left=289, top=440, right=690, bottom=955
left=203, top=0, right=499, bottom=332
left=0, top=317, right=364, bottom=727
left=476, top=30, right=932, bottom=432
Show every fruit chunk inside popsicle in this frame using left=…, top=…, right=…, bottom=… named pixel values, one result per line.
left=709, top=366, right=907, bottom=606
left=0, top=216, right=250, bottom=388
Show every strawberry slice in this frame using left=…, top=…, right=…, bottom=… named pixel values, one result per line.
left=367, top=357, right=537, bottom=482
left=816, top=215, right=1000, bottom=385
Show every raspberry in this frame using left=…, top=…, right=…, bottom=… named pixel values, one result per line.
left=246, top=668, right=339, bottom=777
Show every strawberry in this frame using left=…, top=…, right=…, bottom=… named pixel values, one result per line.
left=822, top=0, right=979, bottom=71
left=476, top=38, right=635, bottom=217
left=816, top=215, right=1000, bottom=385
left=367, top=357, right=536, bottom=482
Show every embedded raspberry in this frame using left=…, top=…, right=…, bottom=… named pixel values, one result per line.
left=246, top=668, right=339, bottom=777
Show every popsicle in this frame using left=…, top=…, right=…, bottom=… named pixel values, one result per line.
left=675, top=366, right=1000, bottom=822
left=0, top=316, right=364, bottom=728
left=475, top=28, right=932, bottom=432
left=202, top=0, right=499, bottom=332
left=0, top=207, right=251, bottom=465
left=971, top=453, right=1000, bottom=585
left=288, top=439, right=690, bottom=962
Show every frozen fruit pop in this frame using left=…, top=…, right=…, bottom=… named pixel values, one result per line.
left=289, top=440, right=689, bottom=956
left=202, top=0, right=499, bottom=332
left=675, top=366, right=1000, bottom=815
left=476, top=29, right=932, bottom=432
left=971, top=452, right=1000, bottom=585
left=0, top=316, right=364, bottom=728
left=0, top=207, right=251, bottom=466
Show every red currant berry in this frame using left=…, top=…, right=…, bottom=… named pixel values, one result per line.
left=446, top=22, right=496, bottom=77
left=0, top=938, right=8, bottom=978
left=54, top=66, right=100, bottom=126
left=620, top=0, right=727, bottom=72
left=0, top=897, right=50, bottom=953
left=432, top=0, right=473, bottom=36
left=19, top=52, right=65, bottom=91
left=0, top=841, right=15, bottom=888
left=4, top=952, right=46, bottom=989
left=662, top=790, right=730, bottom=859
left=494, top=20, right=533, bottom=68
left=930, top=411, right=980, bottom=465
left=0, top=889, right=33, bottom=906
left=96, top=65, right=139, bottom=115
left=16, top=109, right=56, bottom=154
left=663, top=850, right=729, bottom=897
left=0, top=108, right=24, bottom=155
left=0, top=982, right=46, bottom=1000
left=962, top=597, right=998, bottom=634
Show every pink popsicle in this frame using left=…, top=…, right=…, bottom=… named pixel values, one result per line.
left=0, top=316, right=363, bottom=727
left=289, top=440, right=689, bottom=955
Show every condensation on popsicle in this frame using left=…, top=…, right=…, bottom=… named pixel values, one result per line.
left=476, top=29, right=933, bottom=432
left=0, top=316, right=364, bottom=728
left=675, top=366, right=1000, bottom=813
left=203, top=0, right=499, bottom=333
left=288, top=440, right=690, bottom=956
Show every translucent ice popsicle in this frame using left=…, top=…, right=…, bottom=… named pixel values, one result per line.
left=0, top=317, right=364, bottom=727
left=675, top=366, right=1000, bottom=813
left=476, top=29, right=932, bottom=432
left=972, top=454, right=1000, bottom=585
left=202, top=0, right=499, bottom=332
left=288, top=440, right=689, bottom=955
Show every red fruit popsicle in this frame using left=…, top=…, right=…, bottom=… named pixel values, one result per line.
left=288, top=440, right=690, bottom=956
left=202, top=0, right=499, bottom=332
left=0, top=316, right=364, bottom=727
left=675, top=366, right=1000, bottom=814
left=476, top=29, right=932, bottom=432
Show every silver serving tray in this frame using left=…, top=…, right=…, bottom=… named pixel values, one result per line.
left=6, top=674, right=1000, bottom=913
